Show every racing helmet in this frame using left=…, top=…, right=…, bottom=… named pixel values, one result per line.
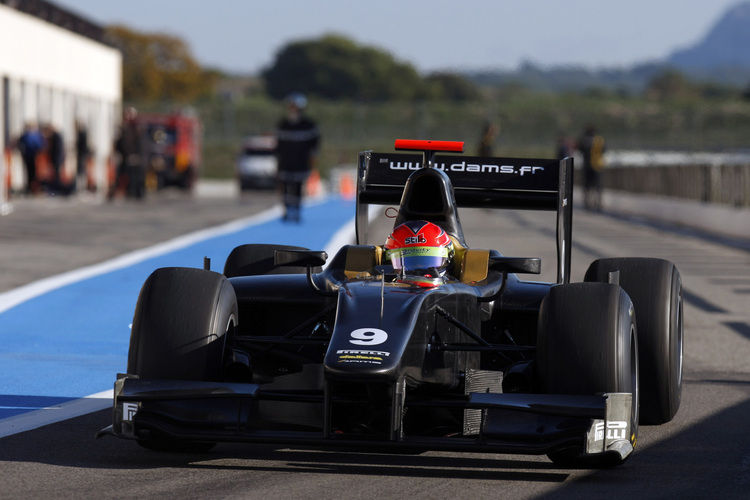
left=384, top=221, right=454, bottom=285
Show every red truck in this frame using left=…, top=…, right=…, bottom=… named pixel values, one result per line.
left=136, top=111, right=201, bottom=191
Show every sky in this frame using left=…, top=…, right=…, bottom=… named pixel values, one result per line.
left=52, top=0, right=743, bottom=75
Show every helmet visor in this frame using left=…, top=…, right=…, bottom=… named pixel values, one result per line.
left=386, top=246, right=451, bottom=275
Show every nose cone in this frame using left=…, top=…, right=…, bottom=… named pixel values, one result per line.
left=323, top=281, right=426, bottom=381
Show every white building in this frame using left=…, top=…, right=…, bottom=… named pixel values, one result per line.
left=0, top=0, right=121, bottom=204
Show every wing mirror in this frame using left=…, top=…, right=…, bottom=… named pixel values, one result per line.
left=478, top=256, right=541, bottom=303
left=488, top=256, right=541, bottom=275
left=274, top=250, right=334, bottom=296
left=274, top=249, right=328, bottom=268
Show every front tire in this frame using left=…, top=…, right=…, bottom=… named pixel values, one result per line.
left=128, top=267, right=238, bottom=452
left=537, top=282, right=638, bottom=468
left=585, top=258, right=683, bottom=424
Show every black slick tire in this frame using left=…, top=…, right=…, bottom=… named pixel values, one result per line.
left=537, top=282, right=639, bottom=468
left=585, top=258, right=683, bottom=424
left=127, top=267, right=238, bottom=452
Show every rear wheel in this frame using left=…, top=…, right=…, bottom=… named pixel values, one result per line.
left=585, top=258, right=683, bottom=424
left=537, top=282, right=638, bottom=468
left=128, top=267, right=238, bottom=451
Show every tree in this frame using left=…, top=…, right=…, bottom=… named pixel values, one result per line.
left=644, top=69, right=696, bottom=100
left=422, top=72, right=481, bottom=101
left=263, top=34, right=423, bottom=101
left=105, top=25, right=218, bottom=102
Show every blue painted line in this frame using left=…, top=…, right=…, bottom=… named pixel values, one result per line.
left=0, top=197, right=357, bottom=422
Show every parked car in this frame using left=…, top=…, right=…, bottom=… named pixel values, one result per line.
left=236, top=135, right=277, bottom=190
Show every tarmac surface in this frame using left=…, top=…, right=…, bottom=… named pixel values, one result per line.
left=0, top=183, right=280, bottom=293
left=1, top=181, right=750, bottom=498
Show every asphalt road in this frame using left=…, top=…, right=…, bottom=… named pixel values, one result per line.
left=1, top=186, right=749, bottom=499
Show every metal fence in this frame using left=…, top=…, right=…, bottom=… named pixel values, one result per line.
left=594, top=164, right=750, bottom=208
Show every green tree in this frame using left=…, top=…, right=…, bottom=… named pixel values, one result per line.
left=105, top=25, right=218, bottom=102
left=263, top=34, right=422, bottom=101
left=644, top=69, right=696, bottom=100
left=422, top=72, right=481, bottom=101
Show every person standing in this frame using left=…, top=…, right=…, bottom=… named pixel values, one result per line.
left=43, top=124, right=65, bottom=195
left=16, top=123, right=44, bottom=195
left=75, top=121, right=90, bottom=192
left=110, top=107, right=146, bottom=200
left=477, top=121, right=498, bottom=157
left=275, top=93, right=320, bottom=222
left=577, top=126, right=606, bottom=211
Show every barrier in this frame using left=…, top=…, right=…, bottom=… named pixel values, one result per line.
left=578, top=163, right=750, bottom=208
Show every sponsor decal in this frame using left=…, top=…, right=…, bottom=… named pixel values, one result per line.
left=387, top=160, right=545, bottom=176
left=593, top=421, right=628, bottom=442
left=337, top=349, right=390, bottom=357
left=405, top=234, right=427, bottom=245
left=337, top=349, right=390, bottom=364
left=122, top=402, right=138, bottom=422
left=337, top=354, right=384, bottom=364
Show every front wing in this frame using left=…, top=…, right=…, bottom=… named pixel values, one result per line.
left=99, top=375, right=634, bottom=461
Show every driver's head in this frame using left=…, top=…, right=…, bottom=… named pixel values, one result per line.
left=384, top=220, right=454, bottom=286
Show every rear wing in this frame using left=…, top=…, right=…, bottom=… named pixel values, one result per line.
left=356, top=146, right=574, bottom=284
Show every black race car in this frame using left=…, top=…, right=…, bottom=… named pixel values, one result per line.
left=98, top=140, right=683, bottom=468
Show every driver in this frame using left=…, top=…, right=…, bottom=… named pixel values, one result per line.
left=384, top=220, right=455, bottom=287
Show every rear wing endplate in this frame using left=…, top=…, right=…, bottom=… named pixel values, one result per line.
left=356, top=151, right=574, bottom=284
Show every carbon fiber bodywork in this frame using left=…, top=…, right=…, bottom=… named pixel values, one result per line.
left=99, top=144, right=641, bottom=464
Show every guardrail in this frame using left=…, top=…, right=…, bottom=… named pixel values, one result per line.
left=588, top=164, right=750, bottom=208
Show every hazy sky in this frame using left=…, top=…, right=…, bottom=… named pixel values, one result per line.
left=53, top=0, right=743, bottom=74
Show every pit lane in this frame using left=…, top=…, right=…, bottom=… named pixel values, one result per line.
left=1, top=183, right=749, bottom=498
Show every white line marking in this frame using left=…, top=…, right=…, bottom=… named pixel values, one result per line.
left=0, top=390, right=113, bottom=439
left=0, top=197, right=381, bottom=437
left=0, top=205, right=282, bottom=314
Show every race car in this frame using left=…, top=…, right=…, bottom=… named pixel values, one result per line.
left=98, top=139, right=683, bottom=468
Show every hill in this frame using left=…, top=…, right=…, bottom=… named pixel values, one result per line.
left=668, top=2, right=750, bottom=70
left=469, top=2, right=750, bottom=92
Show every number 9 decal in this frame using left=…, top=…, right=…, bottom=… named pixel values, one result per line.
left=349, top=328, right=388, bottom=346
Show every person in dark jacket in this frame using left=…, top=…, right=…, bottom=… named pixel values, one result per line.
left=16, top=123, right=44, bottom=195
left=75, top=121, right=90, bottom=192
left=275, top=93, right=320, bottom=222
left=109, top=107, right=146, bottom=200
left=43, top=124, right=65, bottom=195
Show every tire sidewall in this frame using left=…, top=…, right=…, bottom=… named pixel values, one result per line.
left=128, top=267, right=237, bottom=381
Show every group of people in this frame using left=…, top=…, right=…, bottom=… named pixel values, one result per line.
left=14, top=98, right=605, bottom=217
left=15, top=122, right=87, bottom=196
left=478, top=122, right=606, bottom=212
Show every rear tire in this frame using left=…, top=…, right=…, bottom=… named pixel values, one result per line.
left=537, top=283, right=638, bottom=468
left=585, top=258, right=683, bottom=424
left=128, top=267, right=238, bottom=452
left=223, top=243, right=317, bottom=277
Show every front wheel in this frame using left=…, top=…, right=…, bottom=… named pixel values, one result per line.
left=537, top=282, right=638, bottom=468
left=128, top=267, right=238, bottom=451
left=585, top=258, right=683, bottom=424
